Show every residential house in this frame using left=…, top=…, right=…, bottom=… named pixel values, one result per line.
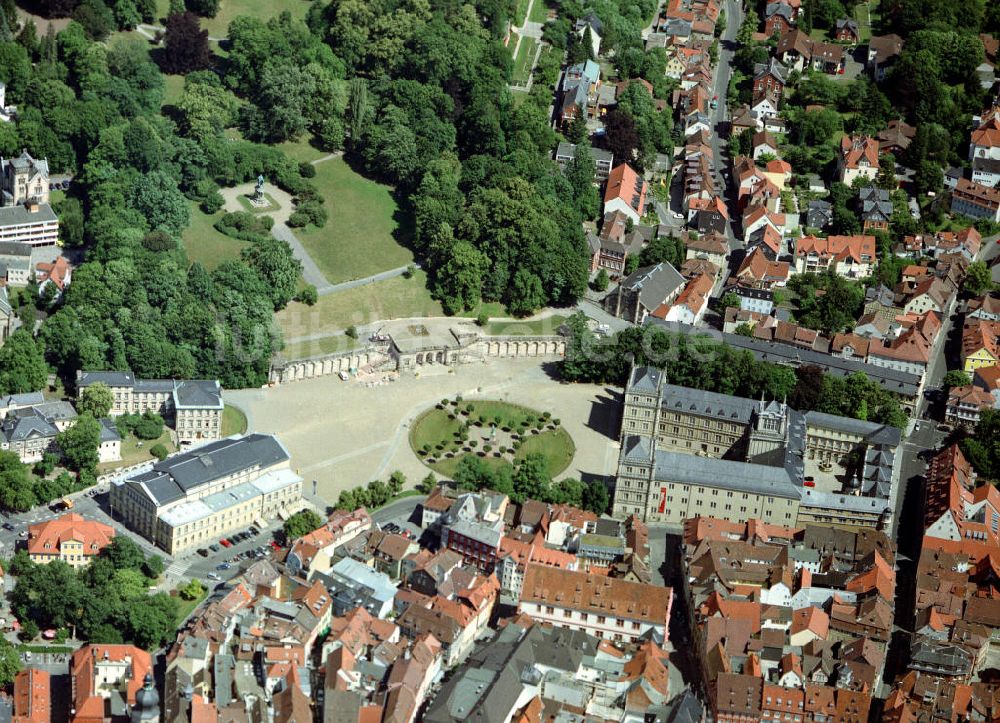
left=764, top=116, right=787, bottom=134
left=731, top=104, right=758, bottom=135
left=285, top=508, right=372, bottom=579
left=663, top=272, right=714, bottom=325
left=574, top=14, right=603, bottom=56
left=729, top=285, right=775, bottom=314
left=962, top=318, right=999, bottom=372
left=764, top=2, right=796, bottom=35
left=747, top=222, right=783, bottom=259
left=806, top=199, right=833, bottom=229
left=13, top=668, right=50, bottom=723
left=945, top=385, right=995, bottom=428
left=734, top=247, right=791, bottom=290
left=752, top=130, right=779, bottom=160
left=689, top=196, right=729, bottom=234
left=751, top=88, right=781, bottom=120
left=686, top=232, right=729, bottom=267
left=877, top=119, right=916, bottom=156
left=742, top=206, right=785, bottom=244
left=554, top=142, right=614, bottom=181
left=27, top=514, right=115, bottom=568
left=859, top=186, right=893, bottom=231
left=0, top=400, right=78, bottom=463
left=322, top=557, right=398, bottom=618
left=606, top=262, right=687, bottom=323
left=559, top=60, right=601, bottom=128
left=0, top=241, right=31, bottom=285
left=776, top=28, right=813, bottom=71
left=951, top=178, right=1000, bottom=222
left=70, top=644, right=152, bottom=723
left=794, top=234, right=877, bottom=278
left=589, top=211, right=650, bottom=277
left=811, top=41, right=846, bottom=74
left=967, top=293, right=1000, bottom=321
left=835, top=18, right=860, bottom=43
left=35, top=255, right=71, bottom=299
left=903, top=277, right=952, bottom=316
left=603, top=163, right=648, bottom=224
left=373, top=534, right=419, bottom=580
left=0, top=151, right=58, bottom=247
left=518, top=564, right=672, bottom=644
left=753, top=58, right=789, bottom=98
left=867, top=34, right=903, bottom=82
left=838, top=135, right=880, bottom=185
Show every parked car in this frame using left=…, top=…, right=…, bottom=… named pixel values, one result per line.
left=216, top=563, right=230, bottom=571
left=197, top=548, right=209, bottom=557
left=209, top=544, right=220, bottom=552
left=2, top=523, right=15, bottom=531
left=61, top=180, right=70, bottom=189
left=208, top=572, right=221, bottom=581
left=249, top=527, right=259, bottom=536
left=269, top=540, right=281, bottom=551
left=219, top=539, right=232, bottom=548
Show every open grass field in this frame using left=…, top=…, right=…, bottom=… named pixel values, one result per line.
left=409, top=400, right=574, bottom=479
left=512, top=37, right=538, bottom=86
left=154, top=0, right=309, bottom=38
left=529, top=0, right=553, bottom=24
left=181, top=201, right=249, bottom=270
left=280, top=335, right=362, bottom=360
left=98, top=430, right=176, bottom=473
left=173, top=584, right=208, bottom=626
left=486, top=315, right=567, bottom=336
left=514, top=0, right=530, bottom=25
left=276, top=136, right=329, bottom=164
left=222, top=405, right=248, bottom=436
left=163, top=74, right=185, bottom=106
left=275, top=270, right=444, bottom=339
left=294, top=158, right=414, bottom=284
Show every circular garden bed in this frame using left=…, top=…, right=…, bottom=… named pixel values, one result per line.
left=409, top=399, right=575, bottom=479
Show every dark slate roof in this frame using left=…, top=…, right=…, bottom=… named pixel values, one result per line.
left=99, top=418, right=120, bottom=443
left=0, top=203, right=57, bottom=227
left=0, top=241, right=31, bottom=257
left=127, top=434, right=289, bottom=506
left=628, top=366, right=665, bottom=395
left=754, top=57, right=789, bottom=83
left=1, top=409, right=57, bottom=443
left=0, top=391, right=44, bottom=408
left=859, top=186, right=892, bottom=221
left=77, top=370, right=136, bottom=388
left=650, top=447, right=801, bottom=499
left=173, top=380, right=223, bottom=409
left=620, top=262, right=686, bottom=313
left=804, top=411, right=902, bottom=447
left=643, top=319, right=921, bottom=398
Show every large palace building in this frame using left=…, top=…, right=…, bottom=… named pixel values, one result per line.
left=613, top=366, right=902, bottom=530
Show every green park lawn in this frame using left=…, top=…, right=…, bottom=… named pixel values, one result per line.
left=155, top=0, right=309, bottom=37
left=181, top=202, right=249, bottom=270
left=98, top=430, right=176, bottom=473
left=410, top=400, right=575, bottom=479
left=514, top=0, right=530, bottom=25
left=512, top=37, right=538, bottom=86
left=222, top=405, right=248, bottom=436
left=173, top=584, right=209, bottom=626
left=163, top=74, right=185, bottom=107
left=281, top=335, right=362, bottom=360
left=294, top=158, right=415, bottom=284
left=276, top=136, right=329, bottom=164
left=237, top=192, right=282, bottom=213
left=275, top=270, right=444, bottom=340
left=529, top=0, right=553, bottom=24
left=486, top=315, right=567, bottom=336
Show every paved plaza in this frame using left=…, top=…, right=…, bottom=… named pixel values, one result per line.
left=224, top=359, right=623, bottom=506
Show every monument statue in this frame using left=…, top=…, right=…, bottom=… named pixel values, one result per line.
left=255, top=174, right=265, bottom=200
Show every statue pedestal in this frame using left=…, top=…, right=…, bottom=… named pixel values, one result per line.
left=248, top=193, right=271, bottom=209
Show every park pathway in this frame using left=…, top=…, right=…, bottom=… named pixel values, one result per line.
left=271, top=222, right=335, bottom=295
left=136, top=23, right=225, bottom=42
left=509, top=0, right=546, bottom=92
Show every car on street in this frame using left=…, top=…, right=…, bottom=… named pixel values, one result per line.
left=269, top=541, right=281, bottom=551
left=2, top=523, right=15, bottom=531
left=209, top=544, right=220, bottom=552
left=219, top=539, right=232, bottom=548
left=216, top=563, right=230, bottom=570
left=672, top=212, right=684, bottom=219
left=197, top=548, right=209, bottom=557
left=61, top=180, right=70, bottom=189
left=208, top=572, right=221, bottom=581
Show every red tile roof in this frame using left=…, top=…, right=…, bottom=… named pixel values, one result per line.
left=604, top=164, right=648, bottom=216
left=27, top=514, right=115, bottom=560
left=13, top=668, right=50, bottom=723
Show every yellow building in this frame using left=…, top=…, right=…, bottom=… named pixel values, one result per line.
left=962, top=319, right=999, bottom=373
left=27, top=513, right=115, bottom=568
